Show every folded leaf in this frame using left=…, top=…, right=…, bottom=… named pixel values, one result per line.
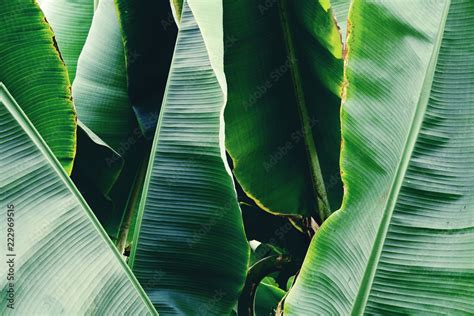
left=0, top=84, right=155, bottom=315
left=71, top=121, right=127, bottom=238
left=255, top=278, right=286, bottom=316
left=71, top=0, right=151, bottom=241
left=129, top=1, right=249, bottom=314
left=223, top=0, right=343, bottom=220
left=285, top=1, right=474, bottom=314
left=332, top=0, right=351, bottom=44
left=0, top=0, right=76, bottom=174
left=73, top=0, right=137, bottom=151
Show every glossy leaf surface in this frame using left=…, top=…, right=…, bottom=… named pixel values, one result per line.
left=0, top=84, right=155, bottom=315
left=285, top=1, right=474, bottom=314
left=129, top=1, right=249, bottom=314
left=223, top=0, right=344, bottom=219
left=39, top=0, right=94, bottom=80
left=0, top=0, right=76, bottom=174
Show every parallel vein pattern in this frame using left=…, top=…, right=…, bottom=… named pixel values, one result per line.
left=129, top=1, right=249, bottom=314
left=39, top=0, right=94, bottom=81
left=223, top=0, right=344, bottom=218
left=0, top=85, right=155, bottom=315
left=0, top=0, right=76, bottom=174
left=285, top=0, right=474, bottom=314
left=73, top=0, right=137, bottom=151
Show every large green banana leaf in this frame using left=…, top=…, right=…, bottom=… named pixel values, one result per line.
left=114, top=0, right=177, bottom=139
left=0, top=0, right=76, bottom=174
left=223, top=0, right=344, bottom=220
left=73, top=0, right=137, bottom=151
left=0, top=83, right=155, bottom=315
left=285, top=0, right=474, bottom=314
left=71, top=0, right=147, bottom=241
left=128, top=0, right=249, bottom=314
left=39, top=0, right=94, bottom=81
left=38, top=0, right=129, bottom=234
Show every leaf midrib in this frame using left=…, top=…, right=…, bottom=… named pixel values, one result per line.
left=350, top=1, right=452, bottom=314
left=277, top=0, right=331, bottom=219
left=0, top=84, right=157, bottom=314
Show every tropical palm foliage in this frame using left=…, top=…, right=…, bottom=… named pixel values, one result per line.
left=1, top=0, right=473, bottom=315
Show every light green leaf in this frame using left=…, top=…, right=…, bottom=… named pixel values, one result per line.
left=223, top=0, right=344, bottom=220
left=332, top=0, right=351, bottom=44
left=71, top=0, right=144, bottom=241
left=0, top=83, right=156, bottom=315
left=73, top=0, right=137, bottom=151
left=39, top=0, right=94, bottom=81
left=128, top=1, right=249, bottom=314
left=0, top=0, right=76, bottom=174
left=255, top=278, right=286, bottom=316
left=285, top=1, right=474, bottom=314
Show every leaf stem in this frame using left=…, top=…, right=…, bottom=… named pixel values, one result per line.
left=238, top=255, right=292, bottom=316
left=116, top=153, right=150, bottom=255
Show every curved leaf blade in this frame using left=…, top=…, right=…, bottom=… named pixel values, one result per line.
left=71, top=0, right=146, bottom=240
left=129, top=1, right=249, bottom=314
left=285, top=1, right=474, bottom=314
left=0, top=84, right=155, bottom=315
left=0, top=0, right=76, bottom=174
left=255, top=278, right=285, bottom=316
left=223, top=0, right=344, bottom=219
left=39, top=0, right=94, bottom=80
left=73, top=0, right=137, bottom=151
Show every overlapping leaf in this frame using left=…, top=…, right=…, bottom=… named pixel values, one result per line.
left=39, top=0, right=94, bottom=80
left=223, top=0, right=344, bottom=220
left=73, top=0, right=137, bottom=151
left=129, top=1, right=249, bottom=314
left=0, top=0, right=76, bottom=174
left=285, top=1, right=474, bottom=314
left=0, top=84, right=155, bottom=315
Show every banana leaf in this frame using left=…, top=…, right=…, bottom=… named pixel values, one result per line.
left=128, top=1, right=249, bottom=314
left=73, top=0, right=137, bottom=151
left=0, top=83, right=155, bottom=315
left=39, top=0, right=94, bottom=80
left=0, top=0, right=76, bottom=174
left=223, top=0, right=344, bottom=220
left=255, top=277, right=286, bottom=316
left=285, top=1, right=474, bottom=314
